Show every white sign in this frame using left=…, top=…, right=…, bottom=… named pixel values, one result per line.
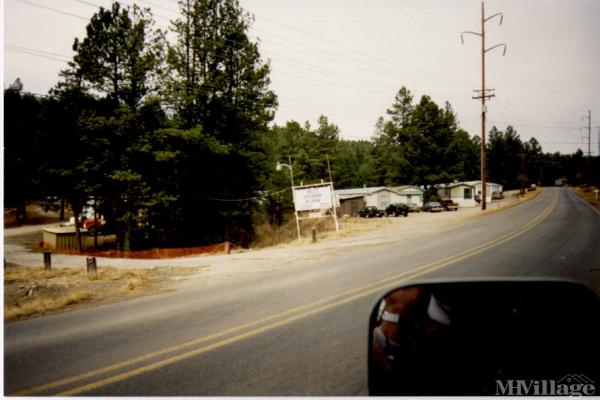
left=293, top=184, right=333, bottom=211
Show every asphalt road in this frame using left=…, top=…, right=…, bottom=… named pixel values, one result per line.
left=4, top=187, right=600, bottom=396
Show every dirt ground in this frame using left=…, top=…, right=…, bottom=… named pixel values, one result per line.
left=4, top=265, right=204, bottom=321
left=4, top=203, right=65, bottom=229
left=3, top=188, right=540, bottom=321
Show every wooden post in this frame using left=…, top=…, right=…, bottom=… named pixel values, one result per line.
left=312, top=227, right=317, bottom=243
left=43, top=251, right=52, bottom=270
left=86, top=257, right=97, bottom=276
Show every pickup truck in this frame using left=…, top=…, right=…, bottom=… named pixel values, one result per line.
left=439, top=199, right=459, bottom=211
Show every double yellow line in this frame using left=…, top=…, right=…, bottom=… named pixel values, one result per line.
left=13, top=191, right=559, bottom=396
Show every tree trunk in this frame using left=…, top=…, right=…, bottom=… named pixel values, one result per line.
left=59, top=198, right=65, bottom=221
left=93, top=196, right=99, bottom=249
left=72, top=201, right=83, bottom=252
left=17, top=202, right=27, bottom=226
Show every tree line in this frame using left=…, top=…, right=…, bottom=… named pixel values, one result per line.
left=5, top=0, right=598, bottom=249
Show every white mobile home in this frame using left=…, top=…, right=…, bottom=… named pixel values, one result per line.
left=437, top=183, right=478, bottom=207
left=335, top=185, right=424, bottom=215
left=390, top=185, right=425, bottom=207
left=437, top=181, right=503, bottom=207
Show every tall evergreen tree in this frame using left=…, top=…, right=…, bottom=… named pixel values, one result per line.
left=57, top=2, right=166, bottom=250
left=4, top=79, right=46, bottom=225
left=165, top=0, right=277, bottom=244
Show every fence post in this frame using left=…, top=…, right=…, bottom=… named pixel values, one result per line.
left=86, top=257, right=97, bottom=277
left=312, top=227, right=317, bottom=242
left=43, top=251, right=52, bottom=270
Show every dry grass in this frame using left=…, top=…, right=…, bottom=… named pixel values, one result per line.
left=5, top=291, right=94, bottom=321
left=336, top=216, right=392, bottom=237
left=4, top=265, right=202, bottom=322
left=252, top=217, right=343, bottom=248
left=573, top=186, right=600, bottom=209
left=252, top=214, right=397, bottom=248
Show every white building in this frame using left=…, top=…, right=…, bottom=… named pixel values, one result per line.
left=334, top=185, right=425, bottom=215
left=389, top=185, right=425, bottom=207
left=437, top=181, right=503, bottom=207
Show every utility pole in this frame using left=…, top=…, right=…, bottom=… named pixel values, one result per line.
left=462, top=2, right=507, bottom=210
left=326, top=155, right=340, bottom=232
left=581, top=110, right=591, bottom=156
left=518, top=152, right=527, bottom=195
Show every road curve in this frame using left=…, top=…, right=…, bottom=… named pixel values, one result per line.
left=4, top=187, right=599, bottom=395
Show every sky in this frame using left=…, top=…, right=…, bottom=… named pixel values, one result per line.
left=4, top=0, right=600, bottom=155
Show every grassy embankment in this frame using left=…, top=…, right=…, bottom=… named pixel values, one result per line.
left=572, top=185, right=600, bottom=209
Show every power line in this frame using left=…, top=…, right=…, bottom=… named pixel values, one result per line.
left=64, top=0, right=476, bottom=92
left=70, top=0, right=463, bottom=91
left=11, top=0, right=88, bottom=20
left=9, top=0, right=516, bottom=142
left=254, top=12, right=470, bottom=87
left=5, top=47, right=70, bottom=63
left=198, top=187, right=291, bottom=202
left=489, top=121, right=580, bottom=130
left=5, top=44, right=72, bottom=60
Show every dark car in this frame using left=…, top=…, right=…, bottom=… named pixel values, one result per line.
left=385, top=203, right=409, bottom=217
left=359, top=206, right=384, bottom=218
left=421, top=201, right=444, bottom=212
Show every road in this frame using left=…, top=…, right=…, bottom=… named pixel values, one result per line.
left=4, top=187, right=600, bottom=396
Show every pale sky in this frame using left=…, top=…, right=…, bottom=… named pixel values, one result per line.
left=4, top=0, right=600, bottom=155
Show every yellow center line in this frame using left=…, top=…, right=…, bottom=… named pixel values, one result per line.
left=11, top=191, right=559, bottom=396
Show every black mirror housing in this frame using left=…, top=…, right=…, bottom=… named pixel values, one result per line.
left=368, top=280, right=600, bottom=396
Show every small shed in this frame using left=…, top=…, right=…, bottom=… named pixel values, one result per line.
left=334, top=187, right=386, bottom=215
left=43, top=227, right=80, bottom=250
left=42, top=227, right=116, bottom=250
left=336, top=195, right=366, bottom=217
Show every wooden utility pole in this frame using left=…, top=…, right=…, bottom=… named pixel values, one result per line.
left=462, top=1, right=506, bottom=210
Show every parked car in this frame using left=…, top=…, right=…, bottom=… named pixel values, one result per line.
left=359, top=206, right=384, bottom=218
left=82, top=217, right=108, bottom=236
left=421, top=201, right=444, bottom=212
left=492, top=191, right=504, bottom=199
left=62, top=215, right=110, bottom=236
left=406, top=203, right=421, bottom=213
left=385, top=203, right=409, bottom=217
left=439, top=199, right=459, bottom=211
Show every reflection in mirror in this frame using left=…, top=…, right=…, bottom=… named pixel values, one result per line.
left=368, top=281, right=600, bottom=396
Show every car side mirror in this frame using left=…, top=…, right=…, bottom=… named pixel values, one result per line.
left=368, top=280, right=600, bottom=396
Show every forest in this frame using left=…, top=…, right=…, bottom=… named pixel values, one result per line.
left=5, top=0, right=598, bottom=250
